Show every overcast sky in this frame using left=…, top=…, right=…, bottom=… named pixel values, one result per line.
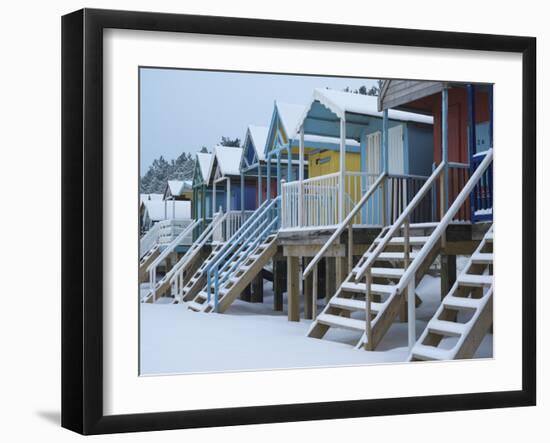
left=140, top=68, right=378, bottom=175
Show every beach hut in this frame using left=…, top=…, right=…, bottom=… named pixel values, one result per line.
left=191, top=152, right=223, bottom=223
left=239, top=125, right=276, bottom=208
left=283, top=88, right=434, bottom=229
left=163, top=180, right=193, bottom=201
left=262, top=101, right=363, bottom=208
left=378, top=81, right=493, bottom=222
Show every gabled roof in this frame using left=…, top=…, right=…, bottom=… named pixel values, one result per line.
left=214, top=145, right=243, bottom=177
left=246, top=125, right=269, bottom=161
left=166, top=180, right=184, bottom=197
left=140, top=193, right=163, bottom=206
left=196, top=152, right=214, bottom=184
left=275, top=102, right=305, bottom=139
left=296, top=88, right=433, bottom=135
left=142, top=200, right=191, bottom=221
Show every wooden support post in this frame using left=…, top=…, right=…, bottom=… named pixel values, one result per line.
left=276, top=151, right=282, bottom=196
left=312, top=264, right=318, bottom=320
left=251, top=273, right=264, bottom=303
left=318, top=258, right=326, bottom=300
left=298, top=126, right=304, bottom=226
left=212, top=180, right=217, bottom=217
left=303, top=257, right=313, bottom=320
left=335, top=256, right=347, bottom=288
left=257, top=163, right=262, bottom=206
left=442, top=87, right=449, bottom=213
left=267, top=156, right=271, bottom=200
left=240, top=172, right=245, bottom=217
left=326, top=257, right=336, bottom=301
left=273, top=259, right=285, bottom=311
left=339, top=117, right=346, bottom=223
left=287, top=255, right=300, bottom=321
left=440, top=253, right=456, bottom=300
left=240, top=284, right=251, bottom=302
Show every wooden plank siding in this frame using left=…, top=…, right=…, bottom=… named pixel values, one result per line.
left=378, top=80, right=444, bottom=112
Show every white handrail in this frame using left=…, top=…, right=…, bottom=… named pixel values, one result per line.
left=354, top=161, right=446, bottom=282
left=139, top=222, right=161, bottom=257
left=396, top=149, right=493, bottom=294
left=303, top=172, right=386, bottom=278
left=168, top=212, right=227, bottom=286
left=146, top=218, right=200, bottom=273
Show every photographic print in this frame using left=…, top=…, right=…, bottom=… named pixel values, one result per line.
left=138, top=68, right=494, bottom=375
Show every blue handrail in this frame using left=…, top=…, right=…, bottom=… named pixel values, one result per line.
left=206, top=197, right=281, bottom=311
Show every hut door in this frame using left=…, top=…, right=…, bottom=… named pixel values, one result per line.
left=366, top=131, right=381, bottom=175
left=388, top=125, right=405, bottom=175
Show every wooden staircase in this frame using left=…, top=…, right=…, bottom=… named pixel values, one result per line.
left=176, top=244, right=224, bottom=303
left=188, top=234, right=278, bottom=313
left=308, top=224, right=440, bottom=350
left=409, top=225, right=493, bottom=361
left=139, top=244, right=160, bottom=283
left=187, top=196, right=281, bottom=314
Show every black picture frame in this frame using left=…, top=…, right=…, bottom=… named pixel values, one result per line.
left=61, top=8, right=536, bottom=435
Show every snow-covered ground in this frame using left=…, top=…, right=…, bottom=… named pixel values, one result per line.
left=140, top=275, right=493, bottom=375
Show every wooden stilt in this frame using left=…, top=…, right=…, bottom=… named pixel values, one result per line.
left=440, top=253, right=457, bottom=300
left=335, top=256, right=347, bottom=287
left=325, top=257, right=336, bottom=300
left=251, top=273, right=264, bottom=303
left=318, top=257, right=326, bottom=300
left=287, top=255, right=300, bottom=321
left=240, top=284, right=251, bottom=302
left=273, top=259, right=285, bottom=311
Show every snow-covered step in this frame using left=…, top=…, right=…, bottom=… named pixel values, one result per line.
left=316, top=313, right=365, bottom=331
left=187, top=301, right=206, bottom=311
left=340, top=281, right=396, bottom=295
left=375, top=236, right=429, bottom=246
left=471, top=252, right=493, bottom=264
left=375, top=251, right=418, bottom=261
left=371, top=267, right=404, bottom=279
left=444, top=295, right=482, bottom=310
left=428, top=319, right=467, bottom=337
left=330, top=297, right=384, bottom=313
left=457, top=273, right=493, bottom=287
left=410, top=344, right=454, bottom=361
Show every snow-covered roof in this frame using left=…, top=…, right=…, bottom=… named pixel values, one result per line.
left=214, top=145, right=243, bottom=177
left=247, top=125, right=269, bottom=161
left=296, top=88, right=433, bottom=135
left=143, top=200, right=191, bottom=221
left=167, top=180, right=184, bottom=197
left=301, top=134, right=360, bottom=147
left=276, top=102, right=305, bottom=139
left=140, top=193, right=163, bottom=205
left=196, top=152, right=214, bottom=183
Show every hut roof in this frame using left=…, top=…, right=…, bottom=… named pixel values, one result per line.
left=214, top=145, right=243, bottom=177
left=143, top=200, right=191, bottom=221
left=196, top=152, right=215, bottom=183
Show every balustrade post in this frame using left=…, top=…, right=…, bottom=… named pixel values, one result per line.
left=312, top=263, right=318, bottom=320
left=401, top=217, right=410, bottom=322
left=407, top=279, right=416, bottom=350
left=364, top=269, right=373, bottom=351
left=348, top=223, right=354, bottom=274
